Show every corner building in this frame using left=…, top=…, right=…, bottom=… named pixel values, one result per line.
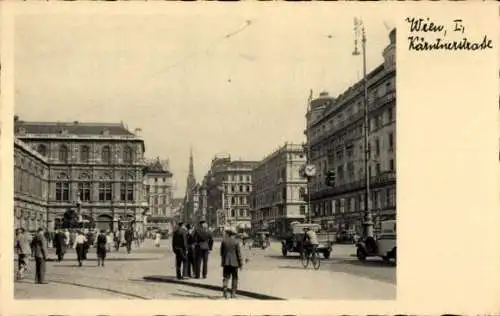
left=305, top=29, right=396, bottom=234
left=202, top=154, right=258, bottom=231
left=14, top=117, right=147, bottom=232
left=251, top=143, right=308, bottom=235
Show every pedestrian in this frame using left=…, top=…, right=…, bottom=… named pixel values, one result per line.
left=125, top=227, right=134, bottom=254
left=30, top=228, right=48, bottom=284
left=96, top=229, right=108, bottom=267
left=220, top=227, right=243, bottom=299
left=154, top=231, right=161, bottom=248
left=15, top=228, right=31, bottom=281
left=106, top=230, right=113, bottom=253
left=172, top=222, right=189, bottom=280
left=64, top=229, right=70, bottom=248
left=53, top=229, right=67, bottom=262
left=134, top=230, right=140, bottom=248
left=114, top=230, right=120, bottom=251
left=74, top=231, right=87, bottom=267
left=193, top=220, right=214, bottom=279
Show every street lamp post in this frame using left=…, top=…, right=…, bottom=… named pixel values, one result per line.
left=353, top=18, right=374, bottom=238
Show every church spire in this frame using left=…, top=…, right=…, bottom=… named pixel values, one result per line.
left=186, top=147, right=196, bottom=190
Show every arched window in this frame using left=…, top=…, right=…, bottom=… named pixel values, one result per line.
left=58, top=145, right=69, bottom=162
left=80, top=145, right=90, bottom=163
left=102, top=146, right=111, bottom=164
left=37, top=144, right=47, bottom=156
left=123, top=146, right=133, bottom=164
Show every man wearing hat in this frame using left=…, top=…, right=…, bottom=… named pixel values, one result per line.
left=193, top=220, right=214, bottom=279
left=220, top=226, right=243, bottom=299
left=172, top=222, right=189, bottom=279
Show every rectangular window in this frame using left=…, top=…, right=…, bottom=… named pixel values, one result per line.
left=388, top=132, right=394, bottom=151
left=300, top=205, right=306, bottom=215
left=388, top=107, right=393, bottom=122
left=56, top=182, right=70, bottom=201
left=78, top=182, right=91, bottom=201
left=120, top=183, right=134, bottom=201
left=389, top=159, right=395, bottom=171
left=375, top=138, right=380, bottom=156
left=98, top=182, right=112, bottom=201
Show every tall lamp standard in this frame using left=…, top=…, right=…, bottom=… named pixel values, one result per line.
left=353, top=18, right=374, bottom=238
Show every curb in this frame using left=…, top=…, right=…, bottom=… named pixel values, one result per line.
left=143, top=276, right=285, bottom=300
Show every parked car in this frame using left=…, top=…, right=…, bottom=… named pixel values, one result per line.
left=356, top=220, right=396, bottom=263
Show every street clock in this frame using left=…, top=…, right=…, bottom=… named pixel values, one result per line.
left=304, top=164, right=317, bottom=177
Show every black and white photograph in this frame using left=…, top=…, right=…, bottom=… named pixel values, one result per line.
left=8, top=6, right=398, bottom=301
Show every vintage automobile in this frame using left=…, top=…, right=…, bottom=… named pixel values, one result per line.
left=280, top=223, right=334, bottom=259
left=356, top=220, right=397, bottom=263
left=251, top=231, right=270, bottom=249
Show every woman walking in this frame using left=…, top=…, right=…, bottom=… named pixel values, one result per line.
left=74, top=231, right=87, bottom=267
left=96, top=229, right=108, bottom=267
left=154, top=231, right=161, bottom=248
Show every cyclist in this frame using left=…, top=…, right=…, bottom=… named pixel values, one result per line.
left=302, top=227, right=319, bottom=260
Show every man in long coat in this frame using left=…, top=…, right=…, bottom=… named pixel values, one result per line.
left=53, top=229, right=67, bottom=262
left=220, top=227, right=243, bottom=299
left=30, top=228, right=48, bottom=284
left=193, top=220, right=214, bottom=279
left=172, top=222, right=189, bottom=279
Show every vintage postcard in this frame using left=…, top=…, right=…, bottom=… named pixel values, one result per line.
left=1, top=1, right=499, bottom=315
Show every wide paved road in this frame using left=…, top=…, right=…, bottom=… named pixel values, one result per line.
left=261, top=241, right=396, bottom=284
left=15, top=239, right=395, bottom=300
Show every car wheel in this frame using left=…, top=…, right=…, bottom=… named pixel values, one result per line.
left=382, top=256, right=390, bottom=263
left=323, top=251, right=331, bottom=259
left=357, top=248, right=366, bottom=261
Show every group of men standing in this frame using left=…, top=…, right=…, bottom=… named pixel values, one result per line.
left=172, top=220, right=214, bottom=280
left=172, top=221, right=245, bottom=299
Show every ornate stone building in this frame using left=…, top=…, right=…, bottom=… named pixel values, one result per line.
left=305, top=29, right=396, bottom=234
left=251, top=143, right=308, bottom=235
left=14, top=138, right=49, bottom=231
left=202, top=154, right=258, bottom=232
left=143, top=157, right=174, bottom=232
left=14, top=117, right=147, bottom=232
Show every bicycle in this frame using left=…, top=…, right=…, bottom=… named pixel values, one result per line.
left=300, top=246, right=321, bottom=270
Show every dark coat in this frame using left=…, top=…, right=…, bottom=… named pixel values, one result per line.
left=30, top=233, right=48, bottom=260
left=172, top=228, right=188, bottom=251
left=194, top=228, right=214, bottom=251
left=220, top=236, right=243, bottom=268
left=96, top=234, right=107, bottom=250
left=53, top=232, right=67, bottom=253
left=125, top=229, right=134, bottom=242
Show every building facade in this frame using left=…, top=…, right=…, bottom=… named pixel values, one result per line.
left=14, top=138, right=50, bottom=231
left=14, top=117, right=147, bottom=232
left=202, top=154, right=258, bottom=231
left=251, top=143, right=308, bottom=236
left=143, top=157, right=174, bottom=232
left=305, top=29, right=396, bottom=234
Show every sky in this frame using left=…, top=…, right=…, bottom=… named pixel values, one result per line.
left=14, top=5, right=394, bottom=198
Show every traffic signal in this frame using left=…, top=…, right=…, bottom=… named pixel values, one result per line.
left=325, top=170, right=336, bottom=187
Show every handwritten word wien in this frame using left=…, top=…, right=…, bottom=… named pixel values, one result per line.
left=405, top=17, right=493, bottom=51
